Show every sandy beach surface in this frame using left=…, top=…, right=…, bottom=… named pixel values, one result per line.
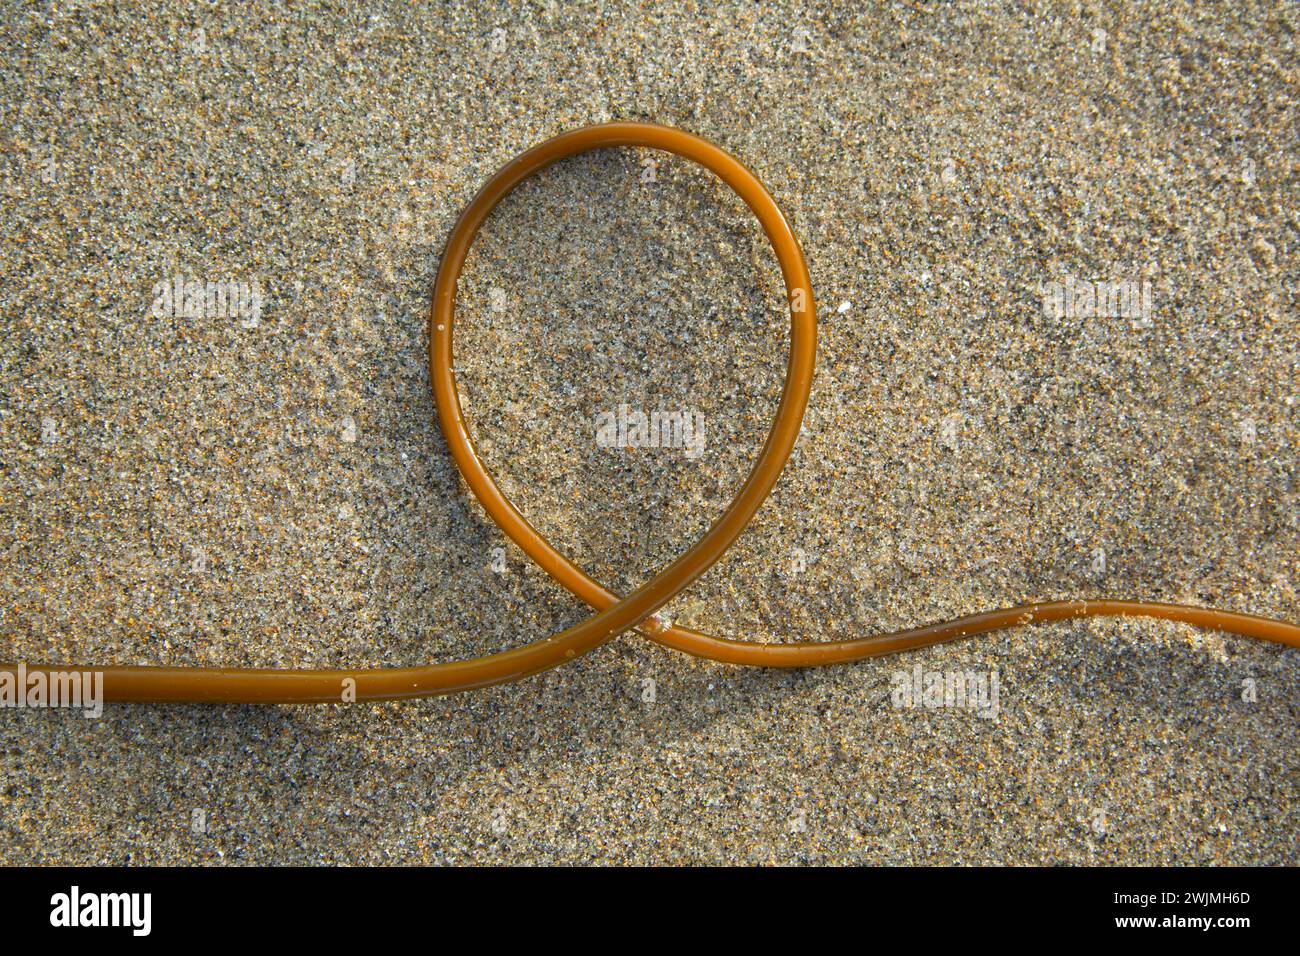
left=1, top=0, right=1296, bottom=863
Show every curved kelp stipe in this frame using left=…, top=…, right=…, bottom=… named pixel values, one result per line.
left=5, top=123, right=1296, bottom=703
